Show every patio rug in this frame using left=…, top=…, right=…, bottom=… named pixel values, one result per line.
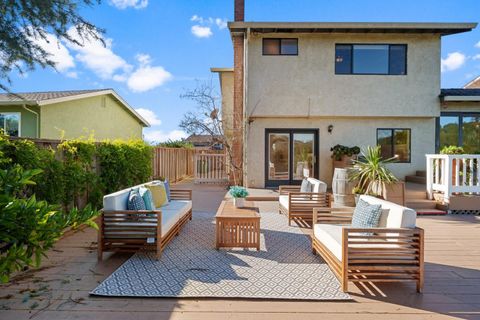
left=91, top=209, right=351, bottom=300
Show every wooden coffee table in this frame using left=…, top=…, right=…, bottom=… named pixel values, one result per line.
left=215, top=200, right=260, bottom=250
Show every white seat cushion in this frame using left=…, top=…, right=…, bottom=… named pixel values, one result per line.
left=279, top=195, right=289, bottom=210
left=314, top=224, right=344, bottom=261
left=157, top=200, right=192, bottom=234
left=359, top=195, right=416, bottom=228
left=307, top=178, right=327, bottom=193
left=314, top=223, right=402, bottom=261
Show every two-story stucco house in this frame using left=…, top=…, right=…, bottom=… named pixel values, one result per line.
left=0, top=89, right=149, bottom=140
left=213, top=0, right=478, bottom=188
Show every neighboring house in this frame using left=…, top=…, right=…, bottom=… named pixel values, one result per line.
left=0, top=89, right=149, bottom=140
left=212, top=0, right=478, bottom=188
left=464, top=75, right=480, bottom=88
left=185, top=134, right=224, bottom=151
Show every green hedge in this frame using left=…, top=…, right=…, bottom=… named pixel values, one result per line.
left=0, top=135, right=153, bottom=282
left=0, top=136, right=153, bottom=209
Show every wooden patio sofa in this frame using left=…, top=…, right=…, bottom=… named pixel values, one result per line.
left=279, top=178, right=332, bottom=226
left=311, top=195, right=424, bottom=293
left=98, top=183, right=192, bottom=260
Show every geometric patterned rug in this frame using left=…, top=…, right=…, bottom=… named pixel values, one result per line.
left=90, top=209, right=351, bottom=300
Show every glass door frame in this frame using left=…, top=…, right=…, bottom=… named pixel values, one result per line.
left=264, top=128, right=319, bottom=188
left=436, top=112, right=480, bottom=153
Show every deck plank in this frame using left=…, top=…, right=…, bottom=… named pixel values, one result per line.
left=1, top=182, right=479, bottom=320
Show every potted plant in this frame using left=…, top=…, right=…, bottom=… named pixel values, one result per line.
left=331, top=145, right=360, bottom=168
left=348, top=146, right=398, bottom=199
left=352, top=186, right=365, bottom=204
left=229, top=186, right=249, bottom=208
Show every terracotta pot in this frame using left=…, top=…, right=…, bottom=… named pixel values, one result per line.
left=332, top=155, right=356, bottom=169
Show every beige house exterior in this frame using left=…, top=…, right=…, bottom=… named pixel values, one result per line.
left=214, top=17, right=478, bottom=188
left=0, top=89, right=149, bottom=140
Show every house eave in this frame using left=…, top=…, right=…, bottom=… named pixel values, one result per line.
left=228, top=22, right=477, bottom=36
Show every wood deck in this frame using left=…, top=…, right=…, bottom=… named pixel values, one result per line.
left=1, top=182, right=479, bottom=320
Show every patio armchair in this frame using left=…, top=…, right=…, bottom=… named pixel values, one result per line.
left=98, top=182, right=192, bottom=261
left=311, top=195, right=424, bottom=293
left=279, top=178, right=331, bottom=226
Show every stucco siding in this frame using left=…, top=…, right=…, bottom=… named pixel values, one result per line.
left=441, top=101, right=480, bottom=113
left=219, top=72, right=234, bottom=138
left=0, top=105, right=39, bottom=138
left=245, top=117, right=435, bottom=188
left=246, top=33, right=440, bottom=118
left=40, top=95, right=143, bottom=140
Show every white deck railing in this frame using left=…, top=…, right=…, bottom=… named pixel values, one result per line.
left=194, top=153, right=229, bottom=184
left=426, top=154, right=480, bottom=202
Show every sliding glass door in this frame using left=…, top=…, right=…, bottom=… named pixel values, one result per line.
left=265, top=129, right=318, bottom=187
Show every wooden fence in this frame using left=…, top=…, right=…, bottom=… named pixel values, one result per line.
left=152, top=147, right=195, bottom=182
left=194, top=153, right=229, bottom=184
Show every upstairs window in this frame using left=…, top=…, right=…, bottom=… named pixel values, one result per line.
left=335, top=44, right=407, bottom=75
left=263, top=38, right=298, bottom=56
left=0, top=113, right=20, bottom=137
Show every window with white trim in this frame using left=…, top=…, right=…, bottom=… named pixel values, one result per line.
left=0, top=113, right=21, bottom=137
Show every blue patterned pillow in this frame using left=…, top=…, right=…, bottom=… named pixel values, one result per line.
left=351, top=199, right=382, bottom=228
left=163, top=179, right=171, bottom=202
left=128, top=189, right=146, bottom=211
left=138, top=186, right=155, bottom=210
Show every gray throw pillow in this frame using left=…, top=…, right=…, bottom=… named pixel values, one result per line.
left=300, top=179, right=311, bottom=192
left=351, top=199, right=382, bottom=228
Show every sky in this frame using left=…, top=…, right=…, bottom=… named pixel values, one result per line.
left=6, top=0, right=480, bottom=143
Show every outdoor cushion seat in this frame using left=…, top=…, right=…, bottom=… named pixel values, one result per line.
left=99, top=181, right=193, bottom=261
left=313, top=223, right=402, bottom=261
left=311, top=195, right=424, bottom=293
left=160, top=200, right=192, bottom=221
left=278, top=195, right=289, bottom=210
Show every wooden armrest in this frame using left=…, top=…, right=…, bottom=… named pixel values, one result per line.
left=170, top=189, right=192, bottom=200
left=312, top=207, right=354, bottom=226
left=343, top=226, right=423, bottom=234
left=279, top=185, right=301, bottom=195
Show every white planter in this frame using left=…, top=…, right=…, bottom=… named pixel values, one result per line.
left=234, top=197, right=245, bottom=208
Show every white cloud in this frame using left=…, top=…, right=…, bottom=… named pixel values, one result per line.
left=126, top=53, right=172, bottom=92
left=135, top=108, right=162, bottom=125
left=144, top=129, right=188, bottom=143
left=441, top=52, right=466, bottom=72
left=191, top=25, right=213, bottom=38
left=109, top=0, right=148, bottom=9
left=190, top=15, right=228, bottom=38
left=475, top=41, right=480, bottom=48
left=66, top=27, right=132, bottom=79
left=215, top=18, right=228, bottom=30
left=473, top=54, right=480, bottom=61
left=28, top=31, right=75, bottom=73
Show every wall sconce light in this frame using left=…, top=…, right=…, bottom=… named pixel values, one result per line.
left=328, top=124, right=334, bottom=134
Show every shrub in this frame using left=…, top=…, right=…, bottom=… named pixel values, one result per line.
left=330, top=144, right=361, bottom=161
left=440, top=145, right=465, bottom=155
left=157, top=139, right=193, bottom=149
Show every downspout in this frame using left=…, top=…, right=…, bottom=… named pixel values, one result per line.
left=243, top=27, right=249, bottom=187
left=22, top=104, right=40, bottom=138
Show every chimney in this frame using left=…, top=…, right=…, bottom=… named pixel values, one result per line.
left=231, top=0, right=244, bottom=185
left=234, top=0, right=244, bottom=21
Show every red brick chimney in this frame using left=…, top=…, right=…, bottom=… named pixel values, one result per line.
left=234, top=0, right=244, bottom=21
left=231, top=0, right=244, bottom=185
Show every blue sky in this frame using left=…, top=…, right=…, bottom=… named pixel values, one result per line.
left=7, top=0, right=480, bottom=142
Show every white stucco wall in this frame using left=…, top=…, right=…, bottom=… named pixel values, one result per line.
left=245, top=117, right=435, bottom=188
left=241, top=32, right=441, bottom=187
left=246, top=33, right=441, bottom=118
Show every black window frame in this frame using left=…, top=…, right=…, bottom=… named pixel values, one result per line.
left=262, top=38, right=298, bottom=56
left=436, top=112, right=480, bottom=153
left=335, top=44, right=407, bottom=75
left=376, top=128, right=412, bottom=163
